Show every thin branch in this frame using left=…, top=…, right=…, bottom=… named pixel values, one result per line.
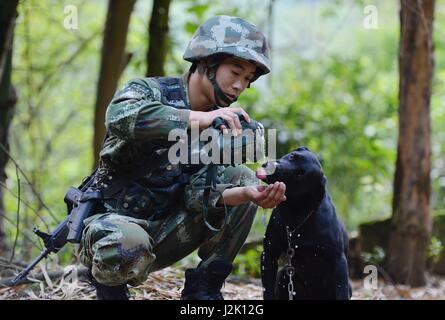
left=0, top=256, right=28, bottom=268
left=317, top=0, right=356, bottom=53
left=0, top=143, right=57, bottom=222
left=35, top=27, right=103, bottom=102
left=0, top=266, right=89, bottom=287
left=0, top=181, right=50, bottom=230
left=40, top=109, right=78, bottom=165
left=22, top=3, right=40, bottom=232
left=0, top=209, right=42, bottom=251
left=9, top=165, right=21, bottom=263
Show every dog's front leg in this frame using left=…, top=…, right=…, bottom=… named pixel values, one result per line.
left=334, top=254, right=352, bottom=300
left=261, top=250, right=279, bottom=300
left=261, top=216, right=286, bottom=300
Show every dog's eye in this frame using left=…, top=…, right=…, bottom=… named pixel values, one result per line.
left=289, top=154, right=295, bottom=161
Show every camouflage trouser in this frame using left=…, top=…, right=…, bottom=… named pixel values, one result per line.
left=77, top=165, right=258, bottom=286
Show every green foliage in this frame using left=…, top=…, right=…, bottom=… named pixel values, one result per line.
left=238, top=0, right=445, bottom=233
left=3, top=0, right=445, bottom=281
left=234, top=246, right=262, bottom=278
left=428, top=236, right=444, bottom=263
left=241, top=50, right=399, bottom=229
left=361, top=246, right=386, bottom=265
left=4, top=0, right=104, bottom=260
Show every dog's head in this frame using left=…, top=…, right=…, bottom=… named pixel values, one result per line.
left=256, top=146, right=326, bottom=198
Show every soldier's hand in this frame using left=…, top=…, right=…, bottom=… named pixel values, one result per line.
left=189, top=108, right=250, bottom=136
left=244, top=182, right=286, bottom=209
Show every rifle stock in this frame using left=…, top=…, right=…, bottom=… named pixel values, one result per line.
left=11, top=187, right=102, bottom=285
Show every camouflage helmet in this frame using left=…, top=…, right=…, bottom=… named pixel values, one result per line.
left=183, top=15, right=271, bottom=78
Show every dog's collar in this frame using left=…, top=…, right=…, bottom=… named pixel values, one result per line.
left=285, top=209, right=315, bottom=236
left=284, top=210, right=313, bottom=300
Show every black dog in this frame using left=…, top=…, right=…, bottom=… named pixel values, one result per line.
left=257, top=146, right=352, bottom=300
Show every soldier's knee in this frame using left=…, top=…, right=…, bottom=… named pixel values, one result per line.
left=81, top=216, right=156, bottom=286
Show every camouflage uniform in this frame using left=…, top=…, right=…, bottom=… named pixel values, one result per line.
left=77, top=15, right=270, bottom=288
left=77, top=74, right=259, bottom=286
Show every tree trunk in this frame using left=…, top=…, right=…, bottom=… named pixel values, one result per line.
left=93, top=0, right=135, bottom=168
left=0, top=0, right=19, bottom=254
left=388, top=0, right=435, bottom=287
left=146, top=0, right=171, bottom=77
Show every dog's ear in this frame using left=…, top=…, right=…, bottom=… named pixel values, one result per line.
left=321, top=175, right=327, bottom=187
left=312, top=175, right=327, bottom=204
left=317, top=156, right=324, bottom=168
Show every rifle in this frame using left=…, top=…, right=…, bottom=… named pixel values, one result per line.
left=11, top=184, right=102, bottom=285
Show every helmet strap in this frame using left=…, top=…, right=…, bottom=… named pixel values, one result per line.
left=205, top=60, right=236, bottom=107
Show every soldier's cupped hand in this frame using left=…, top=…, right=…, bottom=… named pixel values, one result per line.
left=244, top=181, right=286, bottom=209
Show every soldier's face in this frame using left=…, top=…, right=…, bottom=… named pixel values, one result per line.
left=214, top=57, right=257, bottom=106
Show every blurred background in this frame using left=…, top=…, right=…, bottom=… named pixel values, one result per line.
left=0, top=0, right=444, bottom=290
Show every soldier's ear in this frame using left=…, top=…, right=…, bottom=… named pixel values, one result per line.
left=200, top=58, right=209, bottom=67
left=196, top=61, right=207, bottom=74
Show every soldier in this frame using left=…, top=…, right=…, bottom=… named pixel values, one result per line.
left=78, top=15, right=286, bottom=300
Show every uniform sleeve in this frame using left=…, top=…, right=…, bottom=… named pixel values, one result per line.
left=105, top=78, right=191, bottom=141
left=184, top=165, right=237, bottom=215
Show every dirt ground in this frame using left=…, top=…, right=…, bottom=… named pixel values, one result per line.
left=2, top=266, right=445, bottom=300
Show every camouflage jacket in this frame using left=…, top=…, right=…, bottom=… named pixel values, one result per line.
left=95, top=73, right=235, bottom=220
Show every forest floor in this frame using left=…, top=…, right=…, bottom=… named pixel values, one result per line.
left=2, top=266, right=445, bottom=300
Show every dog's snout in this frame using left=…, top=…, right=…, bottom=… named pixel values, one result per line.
left=264, top=161, right=278, bottom=175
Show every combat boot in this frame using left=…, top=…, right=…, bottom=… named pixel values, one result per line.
left=181, top=260, right=233, bottom=300
left=87, top=269, right=129, bottom=300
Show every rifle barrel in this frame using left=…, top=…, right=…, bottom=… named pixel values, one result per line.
left=11, top=249, right=50, bottom=285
